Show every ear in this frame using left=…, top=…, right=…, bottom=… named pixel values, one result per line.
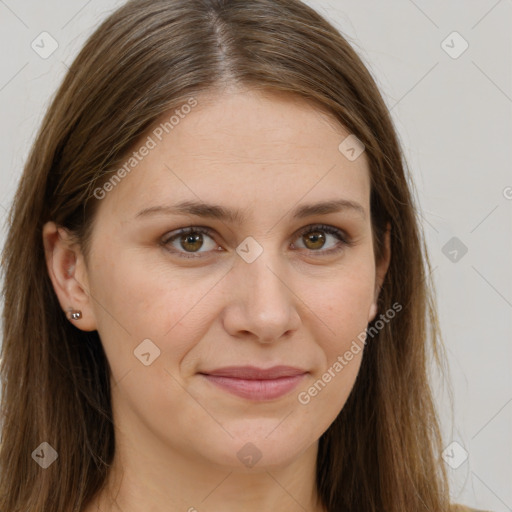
left=368, top=222, right=391, bottom=323
left=42, top=221, right=98, bottom=332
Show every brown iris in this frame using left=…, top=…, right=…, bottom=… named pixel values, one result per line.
left=177, top=228, right=328, bottom=254
left=302, top=230, right=326, bottom=250
left=180, top=233, right=204, bottom=252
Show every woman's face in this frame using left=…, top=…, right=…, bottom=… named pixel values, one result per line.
left=53, top=88, right=389, bottom=471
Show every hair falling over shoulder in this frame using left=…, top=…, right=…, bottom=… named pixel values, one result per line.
left=0, top=1, right=453, bottom=510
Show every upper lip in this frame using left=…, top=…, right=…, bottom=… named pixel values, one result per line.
left=199, top=365, right=308, bottom=380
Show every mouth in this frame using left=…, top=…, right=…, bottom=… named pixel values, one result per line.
left=198, top=365, right=308, bottom=401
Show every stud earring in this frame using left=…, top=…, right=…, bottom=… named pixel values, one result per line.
left=67, top=308, right=82, bottom=320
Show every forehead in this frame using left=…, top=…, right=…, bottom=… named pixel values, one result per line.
left=99, top=88, right=371, bottom=220
left=170, top=88, right=360, bottom=158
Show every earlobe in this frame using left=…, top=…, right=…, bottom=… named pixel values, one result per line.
left=42, top=222, right=97, bottom=332
left=368, top=302, right=378, bottom=323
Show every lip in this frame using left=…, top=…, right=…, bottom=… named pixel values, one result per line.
left=199, top=365, right=308, bottom=401
left=201, top=365, right=308, bottom=379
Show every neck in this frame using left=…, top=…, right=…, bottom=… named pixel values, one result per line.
left=87, top=439, right=326, bottom=512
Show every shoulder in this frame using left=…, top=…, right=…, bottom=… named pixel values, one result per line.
left=451, top=504, right=493, bottom=512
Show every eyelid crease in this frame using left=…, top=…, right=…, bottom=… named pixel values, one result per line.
left=161, top=223, right=354, bottom=259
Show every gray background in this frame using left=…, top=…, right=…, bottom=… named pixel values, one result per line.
left=0, top=1, right=511, bottom=510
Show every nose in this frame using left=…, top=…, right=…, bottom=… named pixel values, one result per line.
left=221, top=250, right=301, bottom=343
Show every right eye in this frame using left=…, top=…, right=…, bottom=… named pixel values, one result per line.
left=161, top=226, right=222, bottom=259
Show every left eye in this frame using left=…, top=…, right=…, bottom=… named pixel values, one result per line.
left=292, top=224, right=349, bottom=253
left=161, top=224, right=350, bottom=259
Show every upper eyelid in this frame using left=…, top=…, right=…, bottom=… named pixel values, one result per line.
left=162, top=223, right=348, bottom=248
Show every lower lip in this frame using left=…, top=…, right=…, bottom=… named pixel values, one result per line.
left=200, top=374, right=307, bottom=401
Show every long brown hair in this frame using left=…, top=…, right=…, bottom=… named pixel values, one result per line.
left=0, top=0, right=452, bottom=510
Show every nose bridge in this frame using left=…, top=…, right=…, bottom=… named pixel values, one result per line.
left=224, top=245, right=300, bottom=341
left=245, top=249, right=286, bottom=305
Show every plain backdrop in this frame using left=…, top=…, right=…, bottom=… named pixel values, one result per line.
left=0, top=1, right=511, bottom=510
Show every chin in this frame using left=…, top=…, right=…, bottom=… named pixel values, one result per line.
left=199, top=429, right=314, bottom=472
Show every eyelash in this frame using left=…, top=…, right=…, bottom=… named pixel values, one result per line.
left=161, top=224, right=353, bottom=259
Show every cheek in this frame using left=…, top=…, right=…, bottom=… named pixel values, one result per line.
left=296, top=348, right=362, bottom=443
left=88, top=247, right=219, bottom=373
left=296, top=261, right=374, bottom=425
left=313, top=260, right=375, bottom=344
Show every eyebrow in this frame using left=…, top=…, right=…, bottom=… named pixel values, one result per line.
left=135, top=198, right=366, bottom=223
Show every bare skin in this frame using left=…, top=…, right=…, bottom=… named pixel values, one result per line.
left=43, top=86, right=390, bottom=512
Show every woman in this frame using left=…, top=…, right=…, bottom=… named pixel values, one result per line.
left=0, top=0, right=490, bottom=511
